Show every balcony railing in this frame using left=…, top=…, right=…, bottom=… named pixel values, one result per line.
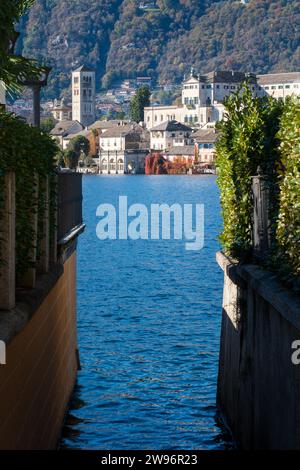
left=57, top=171, right=84, bottom=244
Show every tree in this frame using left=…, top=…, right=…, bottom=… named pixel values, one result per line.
left=129, top=86, right=151, bottom=123
left=40, top=116, right=56, bottom=134
left=68, top=135, right=90, bottom=158
left=63, top=149, right=78, bottom=169
left=0, top=0, right=44, bottom=92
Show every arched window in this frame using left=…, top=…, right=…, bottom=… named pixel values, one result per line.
left=102, top=158, right=107, bottom=171
left=118, top=158, right=124, bottom=171
left=110, top=158, right=116, bottom=171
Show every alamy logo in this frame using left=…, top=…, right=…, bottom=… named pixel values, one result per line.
left=291, top=340, right=300, bottom=365
left=96, top=196, right=205, bottom=251
left=0, top=340, right=6, bottom=365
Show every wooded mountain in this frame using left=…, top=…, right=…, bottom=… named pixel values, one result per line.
left=17, top=0, right=300, bottom=98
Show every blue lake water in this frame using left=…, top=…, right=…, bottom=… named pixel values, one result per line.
left=60, top=175, right=232, bottom=450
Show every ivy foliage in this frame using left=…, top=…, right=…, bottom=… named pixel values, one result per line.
left=216, top=86, right=283, bottom=259
left=216, top=88, right=299, bottom=280
left=0, top=109, right=58, bottom=277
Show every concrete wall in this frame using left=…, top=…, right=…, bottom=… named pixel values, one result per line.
left=217, top=251, right=300, bottom=449
left=0, top=252, right=78, bottom=449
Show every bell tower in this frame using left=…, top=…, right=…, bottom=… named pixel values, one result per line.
left=72, top=65, right=96, bottom=126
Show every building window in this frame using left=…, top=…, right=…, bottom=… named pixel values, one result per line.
left=74, top=77, right=79, bottom=84
left=118, top=159, right=124, bottom=171
left=231, top=86, right=236, bottom=90
left=285, top=85, right=290, bottom=89
left=271, top=86, right=276, bottom=89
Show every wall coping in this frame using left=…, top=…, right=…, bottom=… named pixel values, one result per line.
left=216, top=251, right=300, bottom=330
left=0, top=264, right=63, bottom=345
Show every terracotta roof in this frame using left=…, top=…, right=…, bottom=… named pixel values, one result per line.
left=257, top=72, right=300, bottom=85
left=66, top=129, right=91, bottom=140
left=183, top=70, right=257, bottom=84
left=150, top=120, right=192, bottom=132
left=192, top=128, right=219, bottom=143
left=100, top=125, right=142, bottom=138
left=164, top=145, right=195, bottom=156
left=89, top=120, right=130, bottom=130
left=50, top=120, right=84, bottom=136
left=204, top=70, right=257, bottom=84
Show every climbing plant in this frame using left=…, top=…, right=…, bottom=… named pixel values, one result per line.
left=0, top=109, right=58, bottom=277
left=216, top=86, right=283, bottom=259
left=275, top=97, right=300, bottom=280
left=216, top=87, right=300, bottom=282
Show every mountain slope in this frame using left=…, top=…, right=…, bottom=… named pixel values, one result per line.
left=18, top=0, right=300, bottom=98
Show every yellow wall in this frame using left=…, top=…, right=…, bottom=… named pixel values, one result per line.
left=0, top=252, right=78, bottom=449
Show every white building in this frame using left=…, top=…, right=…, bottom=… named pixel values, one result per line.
left=98, top=124, right=149, bottom=174
left=193, top=128, right=219, bottom=168
left=145, top=69, right=259, bottom=129
left=0, top=82, right=6, bottom=107
left=72, top=65, right=96, bottom=127
left=51, top=98, right=72, bottom=122
left=162, top=145, right=195, bottom=164
left=150, top=120, right=192, bottom=151
left=257, top=72, right=300, bottom=99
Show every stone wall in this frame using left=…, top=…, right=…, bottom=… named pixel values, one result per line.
left=217, top=251, right=300, bottom=449
left=0, top=252, right=78, bottom=449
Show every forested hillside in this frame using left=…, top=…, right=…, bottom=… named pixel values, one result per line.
left=18, top=0, right=300, bottom=98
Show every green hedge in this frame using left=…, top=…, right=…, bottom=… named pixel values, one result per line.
left=216, top=88, right=299, bottom=280
left=0, top=110, right=58, bottom=277
left=276, top=99, right=300, bottom=278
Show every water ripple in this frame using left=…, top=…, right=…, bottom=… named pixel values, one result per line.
left=60, top=175, right=233, bottom=450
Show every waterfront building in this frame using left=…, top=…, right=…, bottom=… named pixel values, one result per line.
left=144, top=69, right=300, bottom=130
left=72, top=65, right=96, bottom=127
left=162, top=145, right=195, bottom=164
left=193, top=128, right=219, bottom=168
left=98, top=124, right=149, bottom=174
left=51, top=98, right=72, bottom=121
left=145, top=69, right=258, bottom=129
left=150, top=120, right=192, bottom=151
left=257, top=72, right=300, bottom=99
left=50, top=120, right=84, bottom=149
